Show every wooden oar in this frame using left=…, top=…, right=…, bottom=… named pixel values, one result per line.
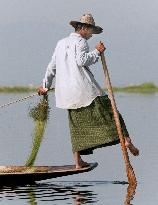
left=100, top=52, right=137, bottom=186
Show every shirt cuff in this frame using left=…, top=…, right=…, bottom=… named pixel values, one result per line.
left=93, top=48, right=101, bottom=56
left=42, top=79, right=49, bottom=90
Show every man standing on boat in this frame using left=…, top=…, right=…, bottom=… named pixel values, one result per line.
left=38, top=14, right=139, bottom=169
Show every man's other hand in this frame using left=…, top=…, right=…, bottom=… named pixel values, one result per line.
left=38, top=87, right=48, bottom=96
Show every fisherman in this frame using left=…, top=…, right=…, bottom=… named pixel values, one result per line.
left=38, top=14, right=139, bottom=169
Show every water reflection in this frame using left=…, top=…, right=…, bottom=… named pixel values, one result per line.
left=28, top=187, right=37, bottom=205
left=124, top=183, right=137, bottom=205
left=0, top=181, right=137, bottom=204
left=0, top=182, right=97, bottom=204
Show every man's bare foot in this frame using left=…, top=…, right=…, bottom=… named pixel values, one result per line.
left=125, top=137, right=139, bottom=156
left=76, top=160, right=89, bottom=169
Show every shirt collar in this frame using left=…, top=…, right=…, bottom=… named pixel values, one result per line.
left=70, top=32, right=82, bottom=38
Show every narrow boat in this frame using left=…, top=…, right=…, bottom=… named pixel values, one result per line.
left=0, top=162, right=98, bottom=185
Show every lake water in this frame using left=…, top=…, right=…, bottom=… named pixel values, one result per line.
left=0, top=92, right=157, bottom=204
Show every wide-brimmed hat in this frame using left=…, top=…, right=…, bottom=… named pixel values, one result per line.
left=70, top=14, right=103, bottom=34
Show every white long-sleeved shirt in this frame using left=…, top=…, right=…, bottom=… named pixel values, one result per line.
left=43, top=32, right=104, bottom=109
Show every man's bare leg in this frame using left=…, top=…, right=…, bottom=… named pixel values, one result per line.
left=73, top=137, right=139, bottom=168
left=74, top=152, right=89, bottom=169
left=125, top=137, right=139, bottom=156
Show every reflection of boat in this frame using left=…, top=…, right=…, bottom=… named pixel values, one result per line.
left=0, top=163, right=98, bottom=185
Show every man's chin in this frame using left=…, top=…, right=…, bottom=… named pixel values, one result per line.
left=86, top=36, right=92, bottom=40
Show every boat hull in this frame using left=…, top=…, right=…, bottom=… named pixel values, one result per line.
left=0, top=163, right=98, bottom=185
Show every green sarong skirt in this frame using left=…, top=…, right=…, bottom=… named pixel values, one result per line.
left=68, top=95, right=129, bottom=155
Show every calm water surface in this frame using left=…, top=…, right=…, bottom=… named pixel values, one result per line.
left=0, top=92, right=157, bottom=204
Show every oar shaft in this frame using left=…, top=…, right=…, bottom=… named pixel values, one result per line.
left=101, top=53, right=128, bottom=157
left=100, top=52, right=136, bottom=185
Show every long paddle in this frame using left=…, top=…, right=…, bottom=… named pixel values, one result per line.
left=100, top=52, right=137, bottom=186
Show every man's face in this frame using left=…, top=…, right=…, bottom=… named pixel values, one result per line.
left=85, top=27, right=93, bottom=40
left=81, top=27, right=93, bottom=40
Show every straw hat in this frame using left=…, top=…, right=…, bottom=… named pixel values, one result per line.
left=70, top=14, right=103, bottom=34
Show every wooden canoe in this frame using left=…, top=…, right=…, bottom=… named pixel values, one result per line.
left=0, top=162, right=98, bottom=185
